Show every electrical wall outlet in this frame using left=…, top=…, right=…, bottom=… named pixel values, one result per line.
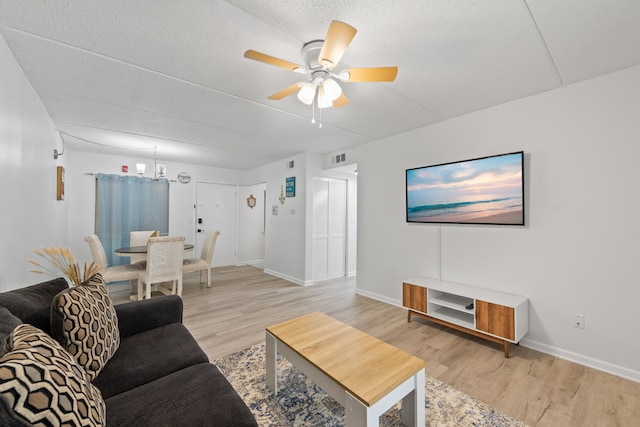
left=571, top=313, right=585, bottom=329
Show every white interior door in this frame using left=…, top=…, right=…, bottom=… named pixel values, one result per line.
left=327, top=178, right=347, bottom=278
left=195, top=182, right=237, bottom=267
left=312, top=177, right=346, bottom=281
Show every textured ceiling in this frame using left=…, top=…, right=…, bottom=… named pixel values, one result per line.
left=1, top=0, right=639, bottom=170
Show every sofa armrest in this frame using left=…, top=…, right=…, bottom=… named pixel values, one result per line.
left=114, top=295, right=183, bottom=338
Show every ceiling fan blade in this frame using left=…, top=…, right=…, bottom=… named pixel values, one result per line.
left=332, top=93, right=349, bottom=108
left=268, top=83, right=303, bottom=100
left=318, top=20, right=357, bottom=69
left=244, top=49, right=302, bottom=72
left=342, top=67, right=398, bottom=82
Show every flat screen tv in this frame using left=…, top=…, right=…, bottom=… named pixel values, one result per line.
left=406, top=151, right=524, bottom=225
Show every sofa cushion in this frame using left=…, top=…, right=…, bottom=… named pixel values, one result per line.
left=93, top=322, right=209, bottom=399
left=0, top=278, right=68, bottom=334
left=104, top=363, right=257, bottom=427
left=0, top=324, right=106, bottom=426
left=51, top=273, right=120, bottom=381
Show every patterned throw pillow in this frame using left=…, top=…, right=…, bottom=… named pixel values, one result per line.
left=50, top=273, right=120, bottom=381
left=0, top=323, right=106, bottom=426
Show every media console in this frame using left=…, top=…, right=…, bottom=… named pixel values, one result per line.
left=402, top=277, right=528, bottom=357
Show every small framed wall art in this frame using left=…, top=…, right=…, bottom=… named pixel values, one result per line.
left=56, top=166, right=65, bottom=201
left=285, top=176, right=296, bottom=197
left=247, top=194, right=257, bottom=209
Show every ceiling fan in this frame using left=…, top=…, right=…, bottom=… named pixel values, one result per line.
left=244, top=20, right=398, bottom=109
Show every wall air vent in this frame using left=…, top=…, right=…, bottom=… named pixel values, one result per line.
left=332, top=153, right=347, bottom=164
left=287, top=160, right=294, bottom=169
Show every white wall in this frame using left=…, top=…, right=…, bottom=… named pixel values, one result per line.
left=0, top=35, right=67, bottom=290
left=244, top=153, right=308, bottom=284
left=354, top=64, right=640, bottom=381
left=242, top=152, right=357, bottom=284
left=66, top=148, right=356, bottom=287
left=65, top=150, right=242, bottom=265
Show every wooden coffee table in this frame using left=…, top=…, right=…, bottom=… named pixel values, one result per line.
left=266, top=312, right=426, bottom=426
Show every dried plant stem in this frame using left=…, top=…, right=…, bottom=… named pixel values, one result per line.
left=29, top=246, right=101, bottom=286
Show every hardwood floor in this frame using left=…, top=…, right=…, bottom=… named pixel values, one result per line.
left=109, top=265, right=640, bottom=426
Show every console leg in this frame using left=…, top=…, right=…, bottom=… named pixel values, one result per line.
left=503, top=341, right=510, bottom=358
left=407, top=310, right=412, bottom=323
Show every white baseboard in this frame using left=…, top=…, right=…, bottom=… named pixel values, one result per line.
left=520, top=338, right=640, bottom=383
left=263, top=269, right=306, bottom=286
left=355, top=288, right=402, bottom=307
left=236, top=259, right=265, bottom=269
left=354, top=289, right=640, bottom=383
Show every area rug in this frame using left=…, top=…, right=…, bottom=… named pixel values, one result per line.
left=213, top=343, right=527, bottom=427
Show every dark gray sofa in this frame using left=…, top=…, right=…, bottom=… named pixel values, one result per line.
left=0, top=278, right=258, bottom=427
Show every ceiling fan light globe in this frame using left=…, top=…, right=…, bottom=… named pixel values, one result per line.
left=297, top=83, right=316, bottom=105
left=337, top=70, right=350, bottom=81
left=317, top=88, right=333, bottom=109
left=322, top=78, right=342, bottom=101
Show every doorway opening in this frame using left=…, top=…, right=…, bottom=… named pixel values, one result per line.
left=311, top=163, right=358, bottom=282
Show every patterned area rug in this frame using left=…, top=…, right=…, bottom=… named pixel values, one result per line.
left=214, top=343, right=527, bottom=427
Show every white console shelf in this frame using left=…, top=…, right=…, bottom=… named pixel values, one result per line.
left=402, top=277, right=528, bottom=357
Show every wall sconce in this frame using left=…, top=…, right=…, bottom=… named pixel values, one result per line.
left=136, top=164, right=146, bottom=175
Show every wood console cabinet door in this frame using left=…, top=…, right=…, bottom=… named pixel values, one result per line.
left=476, top=300, right=515, bottom=341
left=402, top=283, right=427, bottom=313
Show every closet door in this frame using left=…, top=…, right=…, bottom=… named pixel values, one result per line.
left=312, top=178, right=346, bottom=281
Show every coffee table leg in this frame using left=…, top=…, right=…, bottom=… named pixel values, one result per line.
left=401, top=368, right=425, bottom=427
left=345, top=392, right=378, bottom=427
left=265, top=331, right=278, bottom=395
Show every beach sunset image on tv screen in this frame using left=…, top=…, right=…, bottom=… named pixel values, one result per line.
left=406, top=151, right=524, bottom=225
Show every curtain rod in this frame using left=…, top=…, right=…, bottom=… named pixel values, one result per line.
left=84, top=173, right=177, bottom=183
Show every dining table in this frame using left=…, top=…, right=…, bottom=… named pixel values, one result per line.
left=115, top=244, right=194, bottom=255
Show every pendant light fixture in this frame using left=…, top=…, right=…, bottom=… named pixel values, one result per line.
left=136, top=146, right=166, bottom=180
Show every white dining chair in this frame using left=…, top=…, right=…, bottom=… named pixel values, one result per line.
left=137, top=236, right=185, bottom=300
left=84, top=234, right=145, bottom=284
left=182, top=230, right=220, bottom=288
left=129, top=230, right=158, bottom=264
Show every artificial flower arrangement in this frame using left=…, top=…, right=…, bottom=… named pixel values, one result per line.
left=29, top=246, right=100, bottom=286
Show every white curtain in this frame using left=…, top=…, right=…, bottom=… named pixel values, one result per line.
left=96, top=174, right=169, bottom=266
